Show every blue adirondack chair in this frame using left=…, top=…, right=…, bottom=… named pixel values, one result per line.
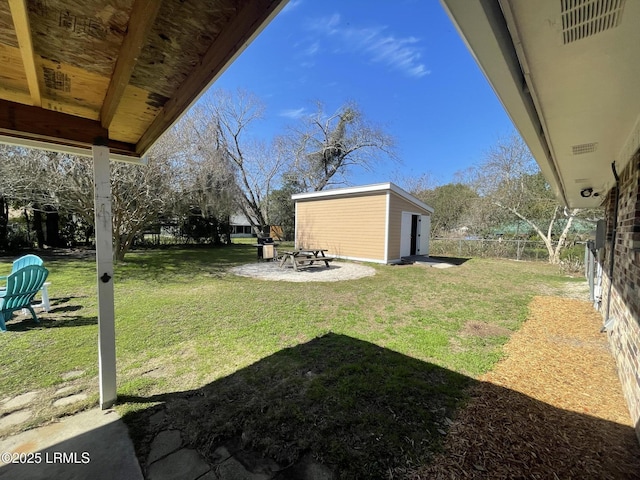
left=0, top=254, right=51, bottom=311
left=0, top=254, right=44, bottom=281
left=0, top=265, right=49, bottom=332
left=0, top=254, right=44, bottom=285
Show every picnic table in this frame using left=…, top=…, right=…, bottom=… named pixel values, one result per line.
left=279, top=248, right=335, bottom=271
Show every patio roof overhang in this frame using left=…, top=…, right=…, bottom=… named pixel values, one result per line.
left=0, top=0, right=286, bottom=161
left=0, top=0, right=287, bottom=408
left=440, top=0, right=640, bottom=209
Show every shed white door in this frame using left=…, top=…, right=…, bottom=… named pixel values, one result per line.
left=417, top=215, right=430, bottom=256
left=400, top=212, right=413, bottom=257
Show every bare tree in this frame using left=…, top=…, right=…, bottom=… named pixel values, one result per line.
left=284, top=101, right=396, bottom=191
left=464, top=132, right=579, bottom=264
left=192, top=89, right=290, bottom=236
left=0, top=146, right=67, bottom=248
left=112, top=142, right=177, bottom=260
left=166, top=118, right=237, bottom=243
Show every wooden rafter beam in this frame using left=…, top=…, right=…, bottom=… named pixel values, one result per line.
left=8, top=0, right=41, bottom=107
left=0, top=99, right=138, bottom=157
left=136, top=0, right=285, bottom=155
left=100, top=0, right=162, bottom=129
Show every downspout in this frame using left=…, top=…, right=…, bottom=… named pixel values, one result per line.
left=602, top=161, right=620, bottom=332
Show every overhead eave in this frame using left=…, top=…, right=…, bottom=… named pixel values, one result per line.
left=0, top=0, right=287, bottom=162
left=440, top=0, right=569, bottom=206
left=134, top=0, right=287, bottom=156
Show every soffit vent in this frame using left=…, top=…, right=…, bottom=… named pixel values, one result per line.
left=561, top=0, right=625, bottom=44
left=572, top=142, right=598, bottom=155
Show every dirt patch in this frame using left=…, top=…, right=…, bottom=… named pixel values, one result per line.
left=230, top=261, right=376, bottom=282
left=461, top=321, right=511, bottom=338
left=410, top=296, right=640, bottom=479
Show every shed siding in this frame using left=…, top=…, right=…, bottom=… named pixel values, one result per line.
left=296, top=192, right=387, bottom=261
left=387, top=192, right=431, bottom=261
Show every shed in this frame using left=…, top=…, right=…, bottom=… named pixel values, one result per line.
left=293, top=183, right=433, bottom=264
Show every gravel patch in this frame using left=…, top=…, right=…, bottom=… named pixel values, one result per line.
left=411, top=296, right=640, bottom=479
left=230, top=261, right=376, bottom=282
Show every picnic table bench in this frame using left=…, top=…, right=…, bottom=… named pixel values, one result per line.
left=279, top=249, right=335, bottom=271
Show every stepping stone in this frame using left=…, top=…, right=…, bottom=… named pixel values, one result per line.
left=286, top=454, right=334, bottom=480
left=54, top=386, right=75, bottom=396
left=143, top=368, right=164, bottom=378
left=53, top=393, right=87, bottom=407
left=1, top=391, right=39, bottom=410
left=148, top=430, right=182, bottom=464
left=217, top=456, right=272, bottom=480
left=0, top=409, right=32, bottom=429
left=198, top=471, right=219, bottom=480
left=147, top=448, right=210, bottom=480
left=148, top=410, right=166, bottom=428
left=61, top=370, right=84, bottom=380
left=302, top=462, right=334, bottom=480
left=211, top=446, right=232, bottom=464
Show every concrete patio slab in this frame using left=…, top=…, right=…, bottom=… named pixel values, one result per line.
left=0, top=408, right=143, bottom=480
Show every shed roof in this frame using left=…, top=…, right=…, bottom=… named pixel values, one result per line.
left=292, top=182, right=434, bottom=214
left=0, top=0, right=285, bottom=161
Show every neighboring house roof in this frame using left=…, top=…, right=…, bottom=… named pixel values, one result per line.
left=230, top=213, right=258, bottom=226
left=441, top=0, right=640, bottom=208
left=494, top=219, right=595, bottom=236
left=292, top=182, right=434, bottom=214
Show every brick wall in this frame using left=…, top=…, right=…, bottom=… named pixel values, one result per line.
left=600, top=153, right=640, bottom=439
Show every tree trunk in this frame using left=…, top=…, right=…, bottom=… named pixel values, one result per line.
left=495, top=201, right=556, bottom=263
left=32, top=206, right=45, bottom=249
left=0, top=195, right=8, bottom=249
left=84, top=225, right=94, bottom=246
left=45, top=206, right=61, bottom=247
left=551, top=213, right=577, bottom=264
left=223, top=216, right=232, bottom=245
left=23, top=208, right=31, bottom=243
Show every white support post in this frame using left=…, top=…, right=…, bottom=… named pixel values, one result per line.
left=92, top=145, right=117, bottom=409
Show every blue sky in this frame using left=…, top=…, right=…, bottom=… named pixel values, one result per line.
left=208, top=0, right=515, bottom=187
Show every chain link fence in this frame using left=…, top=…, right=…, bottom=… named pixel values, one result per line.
left=429, top=238, right=559, bottom=262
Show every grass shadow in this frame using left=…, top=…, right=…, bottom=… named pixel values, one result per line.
left=120, top=333, right=640, bottom=479
left=427, top=255, right=470, bottom=266
left=48, top=305, right=83, bottom=314
left=115, top=245, right=255, bottom=283
left=5, top=314, right=98, bottom=331
left=2, top=294, right=93, bottom=331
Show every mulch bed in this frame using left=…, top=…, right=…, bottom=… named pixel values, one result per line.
left=409, top=296, right=640, bottom=479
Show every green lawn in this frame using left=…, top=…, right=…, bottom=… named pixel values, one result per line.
left=0, top=246, right=581, bottom=477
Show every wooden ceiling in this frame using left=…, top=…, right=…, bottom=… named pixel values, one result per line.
left=0, top=0, right=285, bottom=159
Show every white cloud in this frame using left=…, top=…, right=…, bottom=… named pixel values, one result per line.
left=304, top=41, right=320, bottom=56
left=363, top=32, right=430, bottom=78
left=308, top=14, right=429, bottom=78
left=282, top=0, right=303, bottom=14
left=326, top=13, right=341, bottom=32
left=279, top=107, right=306, bottom=119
